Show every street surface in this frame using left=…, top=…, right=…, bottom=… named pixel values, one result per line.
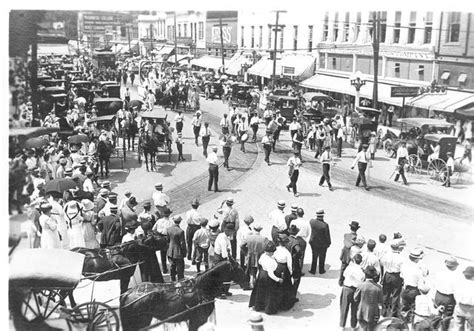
left=9, top=84, right=474, bottom=330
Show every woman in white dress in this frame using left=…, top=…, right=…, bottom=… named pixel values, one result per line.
left=39, top=203, right=61, bottom=249
left=63, top=198, right=85, bottom=249
left=81, top=199, right=99, bottom=249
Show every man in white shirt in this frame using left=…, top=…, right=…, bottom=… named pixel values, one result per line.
left=453, top=266, right=474, bottom=330
left=319, top=145, right=334, bottom=191
left=380, top=241, right=404, bottom=317
left=394, top=140, right=409, bottom=185
left=200, top=122, right=212, bottom=157
left=207, top=146, right=219, bottom=192
left=174, top=110, right=184, bottom=133
left=286, top=151, right=302, bottom=197
left=351, top=144, right=370, bottom=190
left=219, top=113, right=231, bottom=133
left=250, top=113, right=260, bottom=142
left=443, top=152, right=455, bottom=188
left=435, top=256, right=460, bottom=330
left=269, top=200, right=287, bottom=243
left=290, top=208, right=310, bottom=241
left=340, top=253, right=365, bottom=329
left=185, top=198, right=202, bottom=262
left=152, top=183, right=170, bottom=219
left=262, top=129, right=274, bottom=165
left=238, top=215, right=254, bottom=269
left=191, top=112, right=202, bottom=146
left=83, top=171, right=95, bottom=193
left=289, top=117, right=301, bottom=142
left=361, top=239, right=381, bottom=275
left=214, top=223, right=235, bottom=297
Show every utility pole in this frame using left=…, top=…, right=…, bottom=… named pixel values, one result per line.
left=219, top=17, right=225, bottom=74
left=126, top=23, right=132, bottom=57
left=174, top=12, right=178, bottom=65
left=31, top=22, right=39, bottom=126
left=372, top=11, right=380, bottom=110
left=271, top=10, right=286, bottom=88
left=149, top=23, right=154, bottom=58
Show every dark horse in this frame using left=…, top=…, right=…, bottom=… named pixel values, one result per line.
left=138, top=132, right=159, bottom=171
left=66, top=233, right=168, bottom=307
left=120, top=258, right=249, bottom=331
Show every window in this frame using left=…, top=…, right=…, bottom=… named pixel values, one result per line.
left=194, top=23, right=197, bottom=41
left=424, top=12, right=433, bottom=44
left=458, top=73, right=467, bottom=84
left=448, top=12, right=461, bottom=42
left=333, top=12, right=339, bottom=41
left=178, top=24, right=181, bottom=38
left=343, top=12, right=350, bottom=42
left=380, top=12, right=387, bottom=43
left=332, top=57, right=337, bottom=69
left=368, top=11, right=374, bottom=39
left=394, top=62, right=400, bottom=78
left=408, top=12, right=416, bottom=44
left=354, top=12, right=361, bottom=41
left=308, top=25, right=313, bottom=51
left=280, top=26, right=284, bottom=50
left=198, top=22, right=204, bottom=40
left=268, top=26, right=272, bottom=49
left=251, top=26, right=255, bottom=48
left=393, top=11, right=401, bottom=43
left=259, top=26, right=263, bottom=48
left=190, top=23, right=193, bottom=40
left=167, top=26, right=172, bottom=40
left=293, top=25, right=298, bottom=50
left=241, top=26, right=245, bottom=47
left=183, top=23, right=187, bottom=37
left=322, top=13, right=329, bottom=41
left=441, top=71, right=451, bottom=84
left=418, top=65, right=425, bottom=80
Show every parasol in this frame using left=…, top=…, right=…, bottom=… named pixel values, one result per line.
left=68, top=134, right=89, bottom=144
left=24, top=137, right=49, bottom=149
left=44, top=178, right=77, bottom=194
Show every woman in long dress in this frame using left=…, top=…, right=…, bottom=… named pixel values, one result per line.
left=249, top=241, right=283, bottom=315
left=274, top=234, right=295, bottom=311
left=63, top=198, right=85, bottom=249
left=38, top=203, right=61, bottom=249
left=81, top=199, right=99, bottom=249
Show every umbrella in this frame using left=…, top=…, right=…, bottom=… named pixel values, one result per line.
left=44, top=178, right=77, bottom=194
left=108, top=101, right=123, bottom=112
left=68, top=134, right=89, bottom=144
left=24, top=137, right=49, bottom=149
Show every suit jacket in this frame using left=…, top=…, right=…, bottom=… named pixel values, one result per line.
left=354, top=280, right=383, bottom=323
left=340, top=232, right=357, bottom=263
left=287, top=236, right=304, bottom=276
left=167, top=225, right=187, bottom=259
left=97, top=214, right=122, bottom=247
left=309, top=218, right=331, bottom=248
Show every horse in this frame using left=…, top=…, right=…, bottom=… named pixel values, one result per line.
left=96, top=139, right=113, bottom=178
left=138, top=132, right=160, bottom=171
left=119, top=258, right=249, bottom=331
left=66, top=233, right=168, bottom=307
left=177, top=85, right=189, bottom=111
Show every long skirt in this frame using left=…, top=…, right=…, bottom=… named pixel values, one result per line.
left=249, top=268, right=279, bottom=315
left=82, top=221, right=99, bottom=249
left=68, top=223, right=85, bottom=249
left=275, top=262, right=295, bottom=311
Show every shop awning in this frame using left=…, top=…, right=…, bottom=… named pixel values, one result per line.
left=190, top=56, right=227, bottom=71
left=247, top=59, right=281, bottom=79
left=167, top=54, right=192, bottom=64
left=279, top=55, right=315, bottom=79
left=300, top=73, right=418, bottom=107
left=407, top=90, right=474, bottom=113
left=37, top=43, right=72, bottom=56
left=225, top=52, right=255, bottom=76
left=455, top=107, right=474, bottom=120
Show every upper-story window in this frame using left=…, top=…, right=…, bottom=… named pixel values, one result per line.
left=407, top=12, right=417, bottom=44
left=333, top=12, right=339, bottom=41
left=393, top=11, right=402, bottom=43
left=424, top=12, right=433, bottom=44
left=322, top=13, right=329, bottom=41
left=447, top=12, right=461, bottom=42
left=343, top=12, right=350, bottom=42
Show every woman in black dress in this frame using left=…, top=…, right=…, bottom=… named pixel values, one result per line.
left=249, top=241, right=283, bottom=315
left=274, top=233, right=295, bottom=311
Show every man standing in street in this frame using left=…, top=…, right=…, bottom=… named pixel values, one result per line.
left=394, top=140, right=409, bottom=185
left=152, top=183, right=170, bottom=219
left=290, top=208, right=310, bottom=242
left=167, top=215, right=187, bottom=281
left=287, top=224, right=305, bottom=304
left=220, top=127, right=234, bottom=170
left=214, top=223, right=235, bottom=298
left=174, top=110, right=184, bottom=134
left=191, top=111, right=202, bottom=146
left=207, top=146, right=219, bottom=192
left=261, top=129, right=274, bottom=165
left=218, top=198, right=240, bottom=258
left=434, top=256, right=460, bottom=331
left=309, top=208, right=331, bottom=275
left=97, top=205, right=122, bottom=248
left=319, top=145, right=334, bottom=191
left=250, top=113, right=260, bottom=142
left=453, top=266, right=474, bottom=331
left=400, top=247, right=428, bottom=317
left=289, top=117, right=301, bottom=145
left=380, top=241, right=404, bottom=317
left=354, top=266, right=384, bottom=331
left=269, top=200, right=287, bottom=243
left=185, top=198, right=202, bottom=263
left=292, top=127, right=304, bottom=160
left=201, top=122, right=212, bottom=157
left=286, top=151, right=302, bottom=197
left=336, top=123, right=344, bottom=157
left=220, top=113, right=231, bottom=133
left=340, top=253, right=365, bottom=330
left=351, top=144, right=370, bottom=190
left=339, top=221, right=360, bottom=286
left=285, top=204, right=298, bottom=229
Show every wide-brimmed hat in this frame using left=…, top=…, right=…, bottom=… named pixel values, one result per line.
left=224, top=222, right=236, bottom=231
left=349, top=221, right=360, bottom=229
left=244, top=215, right=254, bottom=225
left=364, top=266, right=378, bottom=279
left=81, top=199, right=94, bottom=211
left=124, top=220, right=139, bottom=230
left=463, top=266, right=474, bottom=278
left=252, top=223, right=263, bottom=231
left=248, top=312, right=264, bottom=326
left=445, top=256, right=459, bottom=268
left=39, top=202, right=52, bottom=211
left=101, top=180, right=111, bottom=188
left=109, top=204, right=118, bottom=212
left=209, top=219, right=220, bottom=228
left=226, top=198, right=234, bottom=205
left=409, top=247, right=424, bottom=259
left=316, top=208, right=324, bottom=216
left=191, top=198, right=200, bottom=207
left=155, top=183, right=163, bottom=190
left=200, top=218, right=209, bottom=226
left=277, top=200, right=286, bottom=208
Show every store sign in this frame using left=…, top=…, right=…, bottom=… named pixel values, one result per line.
left=205, top=13, right=238, bottom=49
left=390, top=86, right=420, bottom=97
left=282, top=66, right=295, bottom=75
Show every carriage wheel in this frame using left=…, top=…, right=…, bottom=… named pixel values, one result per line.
left=428, top=159, right=447, bottom=184
left=383, top=139, right=393, bottom=157
left=68, top=301, right=120, bottom=331
left=20, top=289, right=66, bottom=323
left=407, top=154, right=422, bottom=177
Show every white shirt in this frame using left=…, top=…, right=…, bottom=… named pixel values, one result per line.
left=446, top=157, right=454, bottom=171
left=185, top=208, right=201, bottom=226
left=122, top=232, right=137, bottom=243
left=274, top=245, right=293, bottom=274
left=396, top=146, right=409, bottom=163
left=220, top=117, right=230, bottom=128
left=361, top=251, right=381, bottom=274
left=343, top=262, right=365, bottom=288
left=250, top=116, right=260, bottom=126
left=206, top=152, right=218, bottom=165
left=174, top=114, right=184, bottom=123
left=287, top=156, right=302, bottom=170
left=192, top=116, right=202, bottom=127
left=454, top=277, right=474, bottom=306
left=214, top=232, right=231, bottom=258
left=152, top=217, right=173, bottom=235
left=152, top=191, right=170, bottom=207
left=414, top=294, right=438, bottom=322
left=269, top=208, right=287, bottom=231
left=289, top=121, right=301, bottom=131
left=83, top=178, right=94, bottom=193
left=435, top=269, right=460, bottom=295
left=290, top=217, right=310, bottom=241
left=259, top=253, right=280, bottom=282
left=381, top=250, right=404, bottom=273
left=320, top=150, right=332, bottom=164
left=401, top=260, right=428, bottom=288
left=200, top=126, right=211, bottom=137
left=374, top=242, right=390, bottom=260
left=238, top=225, right=253, bottom=247
left=352, top=150, right=369, bottom=167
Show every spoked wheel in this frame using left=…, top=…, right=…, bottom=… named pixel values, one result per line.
left=407, top=154, right=422, bottom=177
left=68, top=301, right=120, bottom=331
left=383, top=139, right=394, bottom=157
left=428, top=158, right=447, bottom=184
left=20, top=289, right=67, bottom=323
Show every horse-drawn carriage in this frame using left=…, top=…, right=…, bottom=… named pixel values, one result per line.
left=347, top=106, right=380, bottom=148
left=205, top=81, right=224, bottom=100
left=300, top=92, right=338, bottom=123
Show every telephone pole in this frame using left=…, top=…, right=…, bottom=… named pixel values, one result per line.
left=219, top=17, right=225, bottom=74
left=174, top=12, right=178, bottom=65
left=149, top=23, right=154, bottom=58
left=271, top=10, right=286, bottom=88
left=372, top=11, right=380, bottom=109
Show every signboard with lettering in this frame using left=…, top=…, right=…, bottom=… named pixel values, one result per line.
left=390, top=86, right=420, bottom=97
left=205, top=11, right=238, bottom=49
left=82, top=12, right=120, bottom=35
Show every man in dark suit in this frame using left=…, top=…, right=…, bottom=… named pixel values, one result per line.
left=354, top=266, right=383, bottom=331
left=287, top=224, right=305, bottom=304
left=309, top=208, right=331, bottom=275
left=339, top=221, right=360, bottom=286
left=97, top=205, right=122, bottom=248
left=166, top=215, right=187, bottom=281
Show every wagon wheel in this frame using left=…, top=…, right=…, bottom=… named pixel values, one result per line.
left=428, top=158, right=447, bottom=184
left=383, top=139, right=394, bottom=157
left=68, top=301, right=120, bottom=331
left=407, top=154, right=422, bottom=177
left=20, top=289, right=67, bottom=323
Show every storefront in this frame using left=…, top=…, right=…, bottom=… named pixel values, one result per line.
left=190, top=55, right=228, bottom=72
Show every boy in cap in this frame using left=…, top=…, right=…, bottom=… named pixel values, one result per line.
left=175, top=132, right=185, bottom=161
left=192, top=218, right=210, bottom=272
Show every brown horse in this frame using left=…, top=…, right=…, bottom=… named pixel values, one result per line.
left=119, top=258, right=249, bottom=331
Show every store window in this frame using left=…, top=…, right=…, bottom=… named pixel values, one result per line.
left=447, top=12, right=461, bottom=42
left=333, top=12, right=339, bottom=41
left=393, top=11, right=401, bottom=43
left=424, top=12, right=433, bottom=44
left=418, top=65, right=425, bottom=80
left=322, top=13, right=329, bottom=41
left=251, top=26, right=255, bottom=48
left=394, top=63, right=400, bottom=78
left=241, top=26, right=245, bottom=47
left=259, top=26, right=263, bottom=48
left=198, top=22, right=204, bottom=40
left=343, top=12, right=350, bottom=42
left=332, top=57, right=337, bottom=69
left=408, top=12, right=417, bottom=44
left=380, top=12, right=387, bottom=42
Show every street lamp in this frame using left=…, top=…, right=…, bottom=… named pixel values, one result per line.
left=350, top=71, right=367, bottom=110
